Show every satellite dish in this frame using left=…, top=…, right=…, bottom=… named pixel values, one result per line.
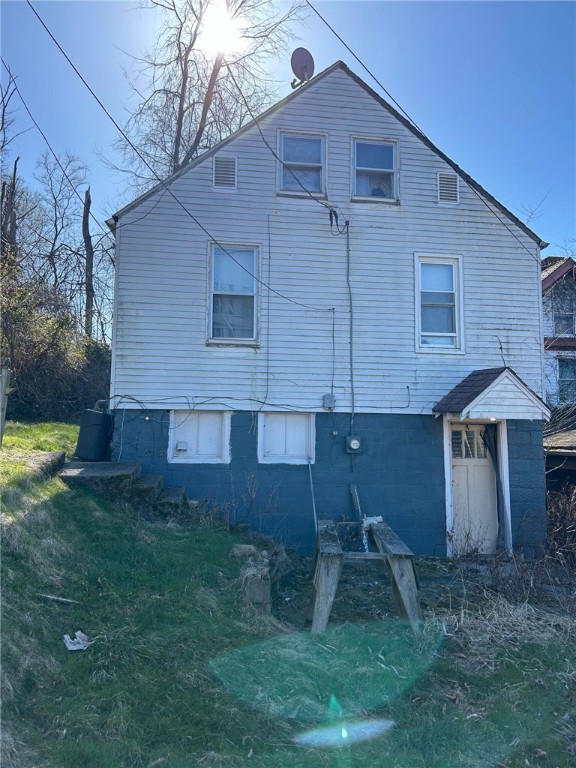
left=291, top=48, right=315, bottom=89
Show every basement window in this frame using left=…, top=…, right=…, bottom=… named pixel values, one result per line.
left=257, top=413, right=315, bottom=464
left=168, top=411, right=231, bottom=463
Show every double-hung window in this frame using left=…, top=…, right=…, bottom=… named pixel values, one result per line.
left=210, top=244, right=257, bottom=341
left=353, top=138, right=396, bottom=200
left=417, top=254, right=462, bottom=350
left=279, top=132, right=324, bottom=194
left=554, top=298, right=576, bottom=336
left=559, top=359, right=576, bottom=402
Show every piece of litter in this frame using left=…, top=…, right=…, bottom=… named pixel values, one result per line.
left=63, top=631, right=92, bottom=651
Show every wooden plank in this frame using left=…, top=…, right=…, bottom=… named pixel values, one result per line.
left=350, top=484, right=362, bottom=519
left=343, top=551, right=387, bottom=562
left=386, top=555, right=423, bottom=635
left=370, top=521, right=414, bottom=558
left=311, top=551, right=343, bottom=634
left=317, top=519, right=343, bottom=556
left=311, top=519, right=343, bottom=634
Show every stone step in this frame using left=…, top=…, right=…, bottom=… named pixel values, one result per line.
left=59, top=462, right=141, bottom=495
left=156, top=485, right=188, bottom=514
left=134, top=473, right=165, bottom=502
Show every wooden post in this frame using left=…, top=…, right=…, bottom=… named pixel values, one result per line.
left=311, top=520, right=344, bottom=634
left=370, top=521, right=423, bottom=635
left=0, top=366, right=14, bottom=448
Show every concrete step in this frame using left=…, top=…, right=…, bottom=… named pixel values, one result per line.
left=134, top=473, right=165, bottom=502
left=156, top=485, right=188, bottom=515
left=59, top=462, right=141, bottom=495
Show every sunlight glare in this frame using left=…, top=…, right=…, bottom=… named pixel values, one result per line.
left=200, top=2, right=248, bottom=57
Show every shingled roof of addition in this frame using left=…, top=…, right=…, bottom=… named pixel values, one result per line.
left=433, top=367, right=508, bottom=414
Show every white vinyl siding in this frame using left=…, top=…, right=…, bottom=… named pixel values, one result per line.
left=279, top=131, right=324, bottom=194
left=213, top=156, right=237, bottom=188
left=168, top=411, right=231, bottom=463
left=111, top=66, right=545, bottom=413
left=416, top=254, right=463, bottom=351
left=258, top=413, right=315, bottom=464
left=353, top=137, right=397, bottom=200
left=210, top=244, right=257, bottom=342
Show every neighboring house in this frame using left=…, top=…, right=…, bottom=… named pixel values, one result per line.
left=542, top=256, right=576, bottom=405
left=107, top=61, right=550, bottom=558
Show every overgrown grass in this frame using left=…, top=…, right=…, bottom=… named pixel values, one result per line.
left=2, top=423, right=576, bottom=767
left=2, top=420, right=79, bottom=457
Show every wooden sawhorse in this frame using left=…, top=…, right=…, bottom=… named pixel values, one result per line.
left=311, top=518, right=423, bottom=635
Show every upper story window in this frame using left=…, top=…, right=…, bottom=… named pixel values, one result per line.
left=559, top=359, right=576, bottom=402
left=416, top=254, right=463, bottom=351
left=279, top=132, right=324, bottom=194
left=353, top=138, right=397, bottom=200
left=554, top=298, right=576, bottom=336
left=210, top=244, right=257, bottom=342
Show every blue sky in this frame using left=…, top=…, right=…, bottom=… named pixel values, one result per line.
left=2, top=0, right=575, bottom=251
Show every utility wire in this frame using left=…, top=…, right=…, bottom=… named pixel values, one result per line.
left=305, top=0, right=544, bottom=264
left=304, top=0, right=425, bottom=136
left=1, top=57, right=108, bottom=239
left=25, top=0, right=333, bottom=312
left=225, top=61, right=348, bottom=236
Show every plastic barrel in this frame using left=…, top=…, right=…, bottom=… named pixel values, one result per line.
left=75, top=410, right=113, bottom=461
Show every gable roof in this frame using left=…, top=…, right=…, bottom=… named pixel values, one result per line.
left=433, top=367, right=550, bottom=420
left=108, top=61, right=547, bottom=249
left=541, top=256, right=576, bottom=291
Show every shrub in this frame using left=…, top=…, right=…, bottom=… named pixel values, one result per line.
left=547, top=484, right=576, bottom=570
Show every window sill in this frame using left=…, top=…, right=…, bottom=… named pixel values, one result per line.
left=207, top=339, right=259, bottom=349
left=416, top=346, right=465, bottom=355
left=168, top=456, right=230, bottom=464
left=351, top=196, right=400, bottom=205
left=276, top=190, right=327, bottom=200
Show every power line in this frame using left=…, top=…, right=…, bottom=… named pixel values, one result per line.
left=304, top=0, right=425, bottom=136
left=305, top=0, right=544, bottom=265
left=225, top=61, right=348, bottom=236
left=1, top=57, right=108, bottom=239
left=25, top=0, right=333, bottom=312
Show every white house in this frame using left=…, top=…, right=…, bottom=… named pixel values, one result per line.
left=542, top=256, right=576, bottom=405
left=107, top=61, right=550, bottom=556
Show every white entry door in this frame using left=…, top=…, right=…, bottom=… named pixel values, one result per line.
left=451, top=426, right=498, bottom=555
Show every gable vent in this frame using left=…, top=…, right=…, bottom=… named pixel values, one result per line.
left=213, top=156, right=237, bottom=188
left=438, top=172, right=459, bottom=203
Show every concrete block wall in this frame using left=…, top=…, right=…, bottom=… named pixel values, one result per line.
left=112, top=410, right=547, bottom=556
left=506, top=419, right=547, bottom=557
left=112, top=410, right=446, bottom=555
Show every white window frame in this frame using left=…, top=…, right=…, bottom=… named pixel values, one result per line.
left=257, top=412, right=315, bottom=464
left=207, top=242, right=259, bottom=345
left=277, top=130, right=326, bottom=197
left=351, top=136, right=398, bottom=202
left=168, top=410, right=231, bottom=464
left=415, top=253, right=464, bottom=353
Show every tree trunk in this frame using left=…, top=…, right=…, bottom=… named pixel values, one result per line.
left=82, top=187, right=94, bottom=338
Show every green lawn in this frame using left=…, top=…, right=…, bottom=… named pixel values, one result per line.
left=2, top=423, right=575, bottom=767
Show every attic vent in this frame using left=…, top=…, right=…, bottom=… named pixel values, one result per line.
left=438, top=172, right=459, bottom=204
left=213, top=156, right=237, bottom=188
